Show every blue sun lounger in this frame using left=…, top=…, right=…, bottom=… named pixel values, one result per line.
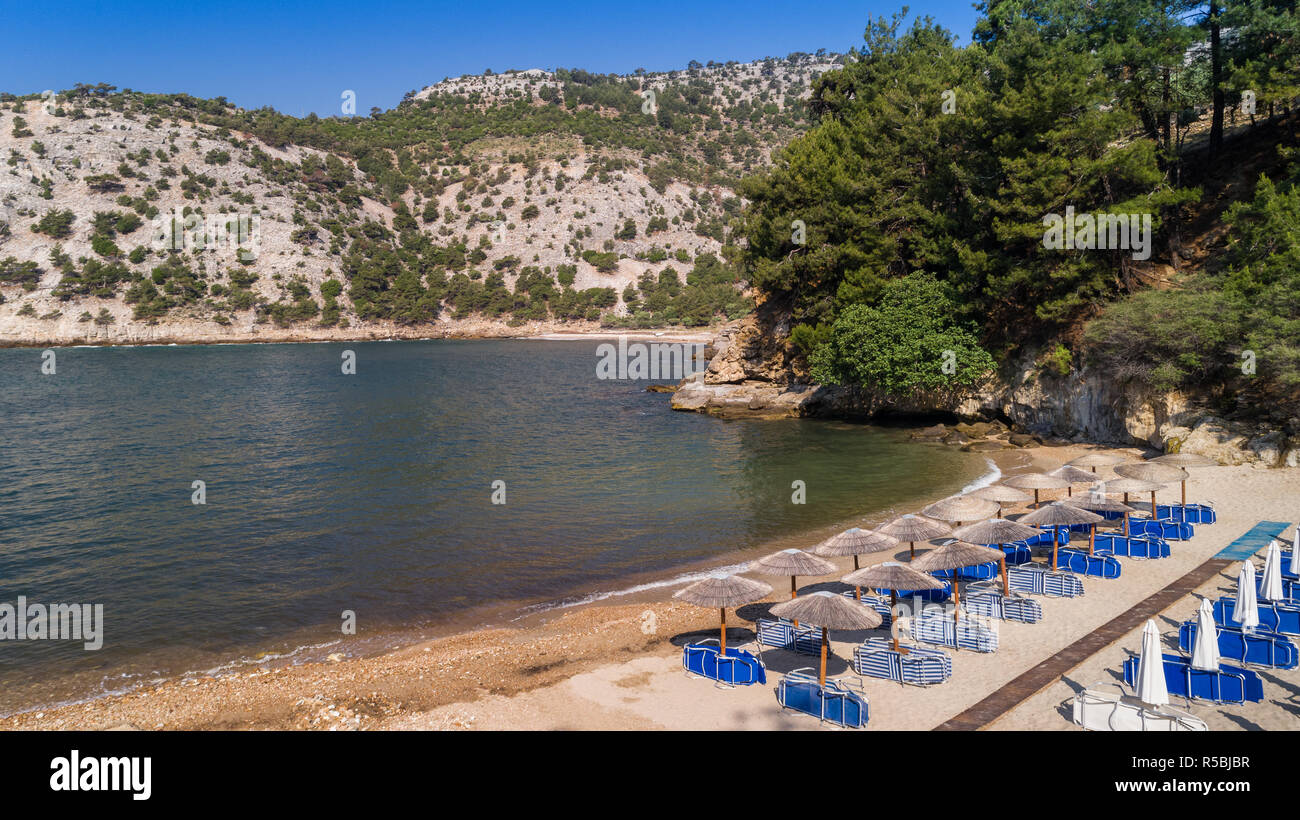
left=1155, top=503, right=1216, bottom=524
left=839, top=590, right=893, bottom=626
left=1094, top=533, right=1171, bottom=559
left=1256, top=575, right=1300, bottom=603
left=911, top=612, right=998, bottom=652
left=756, top=618, right=823, bottom=654
left=962, top=590, right=1044, bottom=623
left=1126, top=518, right=1194, bottom=541
left=853, top=637, right=952, bottom=686
left=1177, top=621, right=1299, bottom=670
left=1006, top=565, right=1085, bottom=597
left=999, top=543, right=1034, bottom=565
left=930, top=562, right=1000, bottom=582
left=1281, top=551, right=1299, bottom=581
left=876, top=581, right=952, bottom=604
left=1056, top=548, right=1122, bottom=579
left=682, top=641, right=767, bottom=686
left=1123, top=653, right=1264, bottom=704
left=776, top=669, right=869, bottom=728
left=1213, top=596, right=1300, bottom=636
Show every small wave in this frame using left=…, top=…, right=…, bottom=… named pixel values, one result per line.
left=511, top=561, right=753, bottom=620
left=961, top=458, right=1001, bottom=494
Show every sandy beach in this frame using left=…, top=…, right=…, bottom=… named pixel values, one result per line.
left=4, top=442, right=1296, bottom=731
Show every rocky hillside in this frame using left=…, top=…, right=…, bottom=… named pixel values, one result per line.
left=0, top=54, right=841, bottom=345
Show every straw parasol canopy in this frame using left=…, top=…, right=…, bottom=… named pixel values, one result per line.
left=1050, top=464, right=1101, bottom=496
left=770, top=591, right=882, bottom=686
left=674, top=574, right=773, bottom=654
left=1002, top=472, right=1071, bottom=507
left=1152, top=454, right=1213, bottom=520
left=1067, top=493, right=1137, bottom=538
left=842, top=562, right=942, bottom=652
left=813, top=527, right=899, bottom=569
left=921, top=494, right=1000, bottom=524
left=750, top=549, right=835, bottom=625
left=877, top=514, right=954, bottom=559
left=1151, top=453, right=1215, bottom=468
left=1115, top=463, right=1186, bottom=519
left=1018, top=501, right=1104, bottom=569
left=1066, top=452, right=1128, bottom=473
left=911, top=540, right=1005, bottom=623
left=970, top=484, right=1032, bottom=517
left=954, top=518, right=1041, bottom=595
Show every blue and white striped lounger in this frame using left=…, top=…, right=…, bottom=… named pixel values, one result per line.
left=1056, top=548, right=1122, bottom=579
left=1006, top=565, right=1085, bottom=597
left=840, top=590, right=893, bottom=626
left=756, top=618, right=823, bottom=654
left=962, top=591, right=1044, bottom=623
left=911, top=612, right=998, bottom=652
left=1094, top=533, right=1171, bottom=559
left=853, top=637, right=952, bottom=686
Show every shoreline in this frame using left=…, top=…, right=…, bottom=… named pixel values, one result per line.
left=0, top=441, right=1111, bottom=729
left=0, top=322, right=717, bottom=350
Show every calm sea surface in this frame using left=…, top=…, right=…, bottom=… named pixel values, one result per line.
left=0, top=339, right=986, bottom=712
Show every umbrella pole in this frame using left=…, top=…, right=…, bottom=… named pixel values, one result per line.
left=791, top=577, right=798, bottom=628
left=890, top=591, right=900, bottom=653
left=953, top=577, right=961, bottom=626
left=819, top=627, right=828, bottom=687
left=720, top=608, right=726, bottom=654
left=909, top=541, right=915, bottom=560
left=1000, top=553, right=1009, bottom=596
left=1034, top=489, right=1040, bottom=508
left=1181, top=480, right=1187, bottom=523
left=855, top=585, right=861, bottom=602
left=1088, top=524, right=1095, bottom=556
left=997, top=506, right=1003, bottom=519
left=1052, top=528, right=1059, bottom=572
left=1123, top=511, right=1130, bottom=538
left=1150, top=490, right=1157, bottom=522
left=1067, top=485, right=1073, bottom=497
left=854, top=555, right=860, bottom=571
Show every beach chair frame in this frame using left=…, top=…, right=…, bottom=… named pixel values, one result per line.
left=776, top=668, right=869, bottom=729
left=681, top=639, right=766, bottom=688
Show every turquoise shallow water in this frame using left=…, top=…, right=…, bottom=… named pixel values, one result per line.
left=0, top=338, right=984, bottom=712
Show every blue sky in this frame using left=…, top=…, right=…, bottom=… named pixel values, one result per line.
left=1, top=1, right=980, bottom=116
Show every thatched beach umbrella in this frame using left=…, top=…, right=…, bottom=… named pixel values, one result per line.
left=813, top=527, right=899, bottom=571
left=1115, top=462, right=1187, bottom=519
left=921, top=494, right=1000, bottom=526
left=814, top=527, right=899, bottom=600
left=752, top=549, right=835, bottom=628
left=1151, top=453, right=1215, bottom=521
left=674, top=574, right=773, bottom=655
left=1050, top=464, right=1101, bottom=497
left=1002, top=472, right=1070, bottom=508
left=911, top=540, right=1004, bottom=624
left=877, top=514, right=954, bottom=559
left=971, top=484, right=1032, bottom=517
left=1067, top=494, right=1136, bottom=543
left=770, top=591, right=882, bottom=687
left=751, top=548, right=836, bottom=599
left=1017, top=502, right=1103, bottom=570
left=843, top=562, right=944, bottom=652
left=954, top=518, right=1041, bottom=594
left=1066, top=452, right=1127, bottom=474
left=1095, top=477, right=1163, bottom=535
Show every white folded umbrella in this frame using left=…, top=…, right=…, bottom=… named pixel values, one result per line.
left=1234, top=561, right=1259, bottom=631
left=1261, top=540, right=1285, bottom=601
left=1136, top=619, right=1170, bottom=706
left=1291, top=530, right=1300, bottom=577
left=1191, top=598, right=1220, bottom=671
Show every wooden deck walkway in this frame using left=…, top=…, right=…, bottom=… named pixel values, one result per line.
left=933, top=556, right=1233, bottom=731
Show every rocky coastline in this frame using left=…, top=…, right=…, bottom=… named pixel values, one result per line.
left=671, top=314, right=1300, bottom=468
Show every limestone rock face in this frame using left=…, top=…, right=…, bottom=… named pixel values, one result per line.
left=673, top=318, right=1296, bottom=468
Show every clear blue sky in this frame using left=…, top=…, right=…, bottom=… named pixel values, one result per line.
left=1, top=0, right=980, bottom=116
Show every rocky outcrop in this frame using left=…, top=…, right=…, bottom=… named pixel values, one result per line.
left=674, top=312, right=1300, bottom=467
